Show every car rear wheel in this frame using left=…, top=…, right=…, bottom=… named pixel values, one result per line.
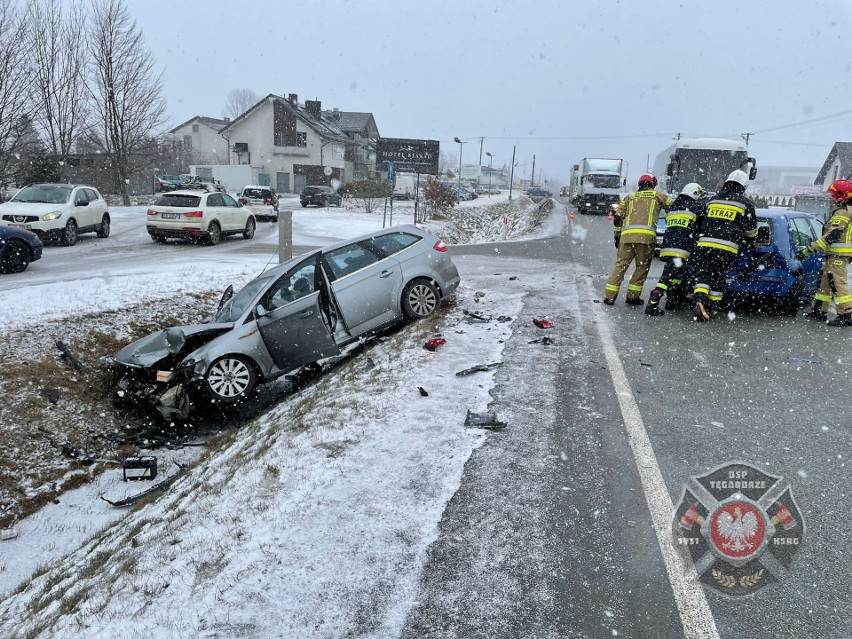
left=401, top=278, right=440, bottom=320
left=150, top=233, right=168, bottom=244
left=206, top=221, right=222, bottom=245
left=205, top=355, right=256, bottom=402
left=60, top=219, right=78, bottom=246
left=243, top=217, right=256, bottom=240
left=0, top=239, right=31, bottom=273
left=96, top=213, right=110, bottom=238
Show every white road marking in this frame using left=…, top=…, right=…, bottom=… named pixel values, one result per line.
left=586, top=280, right=721, bottom=639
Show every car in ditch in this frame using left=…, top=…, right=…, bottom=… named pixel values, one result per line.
left=113, top=224, right=461, bottom=419
left=0, top=183, right=110, bottom=246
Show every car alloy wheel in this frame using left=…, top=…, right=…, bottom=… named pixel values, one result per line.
left=61, top=219, right=78, bottom=246
left=206, top=221, right=221, bottom=245
left=96, top=214, right=111, bottom=238
left=243, top=217, right=256, bottom=239
left=402, top=278, right=440, bottom=320
left=0, top=239, right=30, bottom=273
left=205, top=355, right=256, bottom=401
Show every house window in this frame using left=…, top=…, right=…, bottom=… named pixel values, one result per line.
left=183, top=135, right=193, bottom=150
left=192, top=124, right=200, bottom=132
left=297, top=132, right=307, bottom=147
left=275, top=131, right=286, bottom=146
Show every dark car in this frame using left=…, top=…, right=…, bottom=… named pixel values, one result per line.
left=300, top=186, right=342, bottom=208
left=155, top=175, right=188, bottom=192
left=527, top=187, right=552, bottom=201
left=725, top=209, right=825, bottom=315
left=0, top=225, right=43, bottom=273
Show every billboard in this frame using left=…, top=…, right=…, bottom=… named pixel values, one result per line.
left=460, top=163, right=481, bottom=181
left=376, top=138, right=440, bottom=175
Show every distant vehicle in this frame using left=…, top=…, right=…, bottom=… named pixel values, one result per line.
left=793, top=192, right=833, bottom=223
left=146, top=190, right=256, bottom=245
left=526, top=187, right=552, bottom=202
left=155, top=175, right=189, bottom=192
left=446, top=184, right=477, bottom=201
left=568, top=158, right=625, bottom=215
left=0, top=183, right=110, bottom=246
left=300, top=185, right=342, bottom=208
left=653, top=138, right=757, bottom=195
left=476, top=184, right=501, bottom=195
left=114, top=224, right=461, bottom=419
left=393, top=175, right=416, bottom=200
left=0, top=226, right=43, bottom=273
left=238, top=185, right=279, bottom=222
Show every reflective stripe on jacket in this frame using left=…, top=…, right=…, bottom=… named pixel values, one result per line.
left=615, top=189, right=672, bottom=244
left=695, top=194, right=758, bottom=255
left=812, top=203, right=852, bottom=255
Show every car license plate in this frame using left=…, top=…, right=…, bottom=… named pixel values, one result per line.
left=160, top=212, right=179, bottom=219
left=9, top=223, right=31, bottom=229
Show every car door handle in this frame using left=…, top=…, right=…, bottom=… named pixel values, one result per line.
left=379, top=270, right=393, bottom=278
left=298, top=310, right=314, bottom=318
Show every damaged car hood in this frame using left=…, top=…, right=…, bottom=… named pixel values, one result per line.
left=114, top=323, right=233, bottom=368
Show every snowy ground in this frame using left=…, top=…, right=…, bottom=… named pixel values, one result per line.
left=0, top=194, right=562, bottom=637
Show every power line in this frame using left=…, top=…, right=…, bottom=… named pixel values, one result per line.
left=750, top=108, right=852, bottom=135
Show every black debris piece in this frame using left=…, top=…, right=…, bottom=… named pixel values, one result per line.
left=462, top=309, right=491, bottom=321
left=593, top=299, right=602, bottom=304
left=101, top=465, right=184, bottom=507
left=640, top=362, right=653, bottom=367
left=464, top=409, right=507, bottom=430
left=418, top=387, right=429, bottom=397
left=55, top=340, right=85, bottom=371
left=455, top=362, right=503, bottom=376
left=497, top=316, right=512, bottom=323
left=509, top=276, right=519, bottom=280
left=529, top=336, right=555, bottom=345
left=41, top=388, right=61, bottom=404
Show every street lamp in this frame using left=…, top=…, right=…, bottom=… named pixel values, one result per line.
left=485, top=152, right=496, bottom=198
left=453, top=137, right=466, bottom=194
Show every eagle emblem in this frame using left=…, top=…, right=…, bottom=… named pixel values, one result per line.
left=714, top=505, right=760, bottom=554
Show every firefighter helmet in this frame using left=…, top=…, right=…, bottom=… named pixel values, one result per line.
left=828, top=179, right=852, bottom=202
left=725, top=170, right=749, bottom=188
left=638, top=173, right=657, bottom=188
left=680, top=183, right=706, bottom=199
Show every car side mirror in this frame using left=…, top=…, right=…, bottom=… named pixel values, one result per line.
left=749, top=167, right=758, bottom=180
left=255, top=303, right=268, bottom=318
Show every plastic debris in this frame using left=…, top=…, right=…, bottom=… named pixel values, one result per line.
left=463, top=309, right=491, bottom=321
left=787, top=356, right=824, bottom=365
left=529, top=336, right=555, bottom=345
left=497, top=315, right=512, bottom=322
left=533, top=318, right=555, bottom=329
left=56, top=340, right=85, bottom=371
left=1, top=528, right=18, bottom=541
left=455, top=362, right=503, bottom=376
left=464, top=409, right=507, bottom=430
left=41, top=388, right=60, bottom=404
left=423, top=337, right=446, bottom=351
left=509, top=276, right=519, bottom=280
left=418, top=386, right=429, bottom=397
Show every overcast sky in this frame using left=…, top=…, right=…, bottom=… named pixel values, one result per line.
left=126, top=0, right=852, bottom=186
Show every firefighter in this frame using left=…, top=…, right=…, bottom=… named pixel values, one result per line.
left=691, top=169, right=758, bottom=321
left=604, top=173, right=672, bottom=305
left=645, top=182, right=707, bottom=316
left=798, top=178, right=852, bottom=326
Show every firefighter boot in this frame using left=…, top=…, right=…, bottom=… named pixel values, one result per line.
left=827, top=312, right=852, bottom=327
left=645, top=288, right=665, bottom=316
left=694, top=293, right=711, bottom=322
left=804, top=301, right=828, bottom=322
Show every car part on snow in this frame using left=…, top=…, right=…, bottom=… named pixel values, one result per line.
left=462, top=309, right=491, bottom=322
left=56, top=340, right=85, bottom=371
left=418, top=386, right=429, bottom=396
left=529, top=336, right=555, bottom=345
left=1, top=527, right=18, bottom=541
left=423, top=337, right=446, bottom=351
left=101, top=463, right=185, bottom=507
left=464, top=409, right=507, bottom=430
left=41, top=388, right=60, bottom=404
left=122, top=456, right=158, bottom=481
left=786, top=356, right=824, bottom=365
left=497, top=315, right=513, bottom=322
left=455, top=362, right=503, bottom=376
left=533, top=318, right=555, bottom=328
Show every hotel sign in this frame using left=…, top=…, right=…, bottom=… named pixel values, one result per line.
left=376, top=138, right=440, bottom=175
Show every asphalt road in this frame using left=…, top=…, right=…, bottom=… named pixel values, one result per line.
left=403, top=200, right=851, bottom=639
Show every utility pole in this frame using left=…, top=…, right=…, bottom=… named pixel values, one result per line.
left=674, top=132, right=681, bottom=141
left=509, top=145, right=516, bottom=201
left=531, top=154, right=536, bottom=187
left=479, top=137, right=484, bottom=168
left=742, top=132, right=753, bottom=145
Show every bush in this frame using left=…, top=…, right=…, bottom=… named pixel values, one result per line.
left=423, top=177, right=457, bottom=216
left=343, top=179, right=391, bottom=214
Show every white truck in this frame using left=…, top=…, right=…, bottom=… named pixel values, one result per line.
left=569, top=158, right=626, bottom=215
left=189, top=164, right=269, bottom=194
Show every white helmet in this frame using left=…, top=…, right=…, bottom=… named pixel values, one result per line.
left=725, top=169, right=749, bottom=188
left=680, top=182, right=706, bottom=199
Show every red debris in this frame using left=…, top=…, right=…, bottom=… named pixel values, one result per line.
left=423, top=337, right=447, bottom=351
left=533, top=318, right=555, bottom=329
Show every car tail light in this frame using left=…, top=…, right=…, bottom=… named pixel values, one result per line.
left=433, top=240, right=447, bottom=252
left=183, top=210, right=203, bottom=218
left=146, top=209, right=157, bottom=216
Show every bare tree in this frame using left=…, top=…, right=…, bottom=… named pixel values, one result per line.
left=27, top=0, right=90, bottom=180
left=223, top=88, right=260, bottom=120
left=0, top=0, right=33, bottom=186
left=88, top=0, right=167, bottom=204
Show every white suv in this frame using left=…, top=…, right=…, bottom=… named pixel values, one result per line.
left=238, top=185, right=278, bottom=221
left=146, top=189, right=257, bottom=245
left=0, top=183, right=110, bottom=246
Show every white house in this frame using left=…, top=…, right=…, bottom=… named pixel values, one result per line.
left=217, top=94, right=350, bottom=193
left=169, top=116, right=230, bottom=165
left=815, top=142, right=852, bottom=188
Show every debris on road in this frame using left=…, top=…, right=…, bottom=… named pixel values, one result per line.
left=787, top=356, right=824, bottom=365
left=418, top=386, right=429, bottom=397
left=464, top=409, right=507, bottom=430
left=462, top=309, right=491, bottom=323
left=1, top=527, right=18, bottom=541
left=497, top=315, right=512, bottom=323
left=640, top=362, right=653, bottom=367
left=40, top=388, right=60, bottom=404
left=423, top=337, right=446, bottom=351
left=533, top=318, right=555, bottom=329
left=101, top=463, right=185, bottom=507
left=55, top=340, right=85, bottom=371
left=509, top=276, right=519, bottom=280
left=529, top=336, right=555, bottom=345
left=455, top=362, right=503, bottom=376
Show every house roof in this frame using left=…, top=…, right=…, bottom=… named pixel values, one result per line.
left=220, top=94, right=350, bottom=144
left=323, top=111, right=378, bottom=136
left=169, top=115, right=230, bottom=134
left=815, top=142, right=852, bottom=185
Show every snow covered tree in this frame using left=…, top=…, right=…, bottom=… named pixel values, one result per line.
left=27, top=0, right=90, bottom=181
left=88, top=0, right=167, bottom=204
left=0, top=0, right=33, bottom=186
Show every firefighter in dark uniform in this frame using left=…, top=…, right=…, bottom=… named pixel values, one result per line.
left=605, top=173, right=672, bottom=305
left=645, top=182, right=706, bottom=316
left=798, top=178, right=852, bottom=326
left=691, top=170, right=758, bottom=321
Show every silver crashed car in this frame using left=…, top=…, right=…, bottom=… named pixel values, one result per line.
left=114, top=224, right=460, bottom=419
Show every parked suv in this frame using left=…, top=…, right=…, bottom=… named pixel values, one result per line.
left=0, top=183, right=110, bottom=246
left=300, top=185, right=342, bottom=208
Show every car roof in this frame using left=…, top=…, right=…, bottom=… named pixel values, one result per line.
left=755, top=208, right=816, bottom=219
left=159, top=189, right=209, bottom=197
left=242, top=185, right=272, bottom=190
left=319, top=224, right=427, bottom=253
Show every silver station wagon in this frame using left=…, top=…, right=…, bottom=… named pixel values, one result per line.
left=114, top=224, right=460, bottom=418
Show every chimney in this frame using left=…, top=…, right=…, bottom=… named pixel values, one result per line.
left=305, top=99, right=322, bottom=119
left=332, top=107, right=340, bottom=121
left=223, top=117, right=230, bottom=123
left=288, top=93, right=298, bottom=106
